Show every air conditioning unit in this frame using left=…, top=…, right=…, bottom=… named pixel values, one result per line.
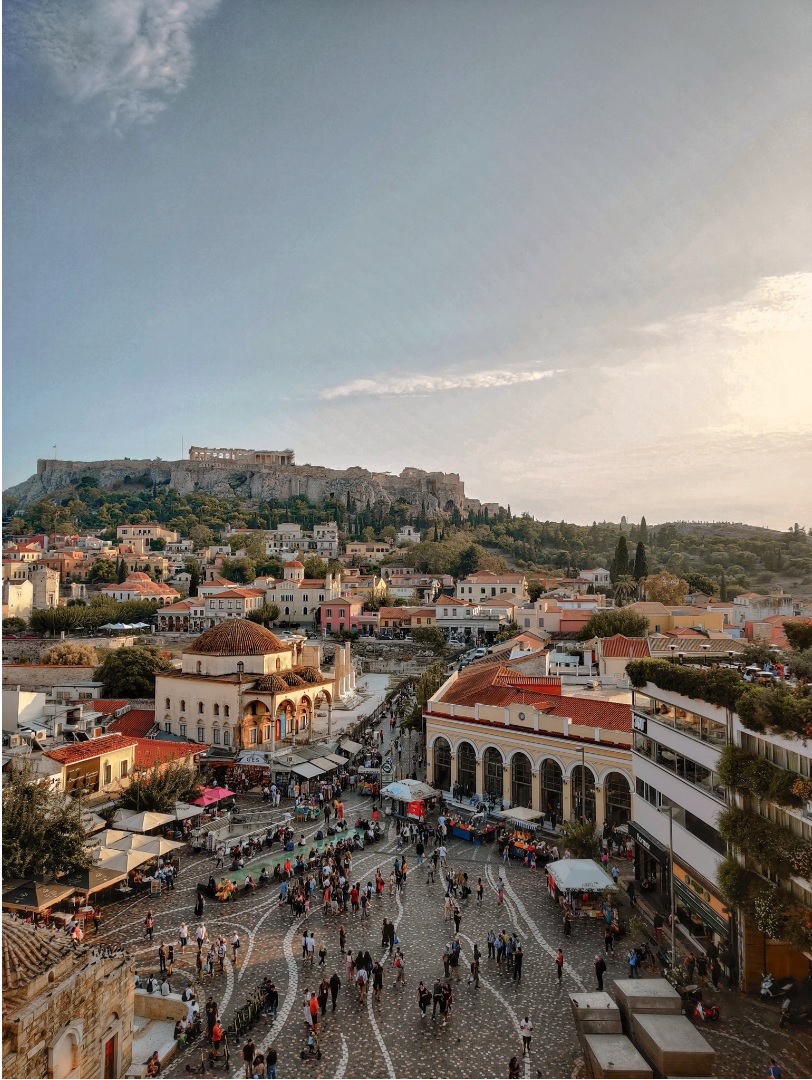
left=8, top=734, right=22, bottom=748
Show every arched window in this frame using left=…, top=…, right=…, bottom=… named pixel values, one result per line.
left=196, top=661, right=202, bottom=674
left=571, top=764, right=596, bottom=824
left=198, top=702, right=204, bottom=714
left=303, top=607, right=308, bottom=615
left=511, top=752, right=532, bottom=808
left=457, top=741, right=477, bottom=796
left=165, top=697, right=170, bottom=710
left=284, top=607, right=290, bottom=616
left=541, top=760, right=563, bottom=819
left=180, top=700, right=186, bottom=712
left=604, top=771, right=632, bottom=826
left=213, top=704, right=220, bottom=716
left=433, top=737, right=451, bottom=791
left=483, top=747, right=504, bottom=800
left=212, top=725, right=220, bottom=745
left=224, top=705, right=230, bottom=717
left=237, top=662, right=244, bottom=674
left=276, top=659, right=281, bottom=671
left=223, top=727, right=231, bottom=747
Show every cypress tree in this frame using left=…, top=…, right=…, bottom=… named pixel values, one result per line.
left=117, top=558, right=127, bottom=583
left=610, top=536, right=630, bottom=582
left=633, top=541, right=648, bottom=581
left=189, top=562, right=200, bottom=597
left=639, top=516, right=648, bottom=544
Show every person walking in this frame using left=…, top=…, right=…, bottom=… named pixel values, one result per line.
left=242, top=1037, right=255, bottom=1079
left=519, top=1015, right=533, bottom=1056
left=432, top=977, right=443, bottom=1019
left=204, top=997, right=218, bottom=1042
left=317, top=978, right=329, bottom=1017
left=144, top=911, right=154, bottom=941
left=211, top=1019, right=224, bottom=1059
left=556, top=948, right=564, bottom=983
left=179, top=922, right=188, bottom=953
left=497, top=877, right=505, bottom=904
left=604, top=926, right=614, bottom=954
left=158, top=943, right=167, bottom=974
left=508, top=1055, right=521, bottom=1078
left=265, top=1045, right=278, bottom=1080
left=594, top=954, right=607, bottom=991
left=513, top=944, right=523, bottom=982
left=372, top=960, right=384, bottom=1003
left=477, top=877, right=484, bottom=904
left=329, top=971, right=341, bottom=1012
left=167, top=944, right=174, bottom=977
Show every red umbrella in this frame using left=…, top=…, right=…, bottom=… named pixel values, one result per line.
left=193, top=786, right=236, bottom=807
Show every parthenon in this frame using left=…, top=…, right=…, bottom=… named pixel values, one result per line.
left=188, top=446, right=295, bottom=465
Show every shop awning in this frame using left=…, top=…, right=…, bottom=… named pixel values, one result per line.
left=381, top=780, right=438, bottom=801
left=495, top=806, right=545, bottom=829
left=325, top=753, right=348, bottom=766
left=547, top=859, right=616, bottom=893
left=310, top=756, right=340, bottom=772
left=289, top=762, right=325, bottom=779
left=674, top=876, right=729, bottom=937
left=338, top=738, right=363, bottom=755
left=2, top=880, right=77, bottom=913
left=628, top=821, right=670, bottom=866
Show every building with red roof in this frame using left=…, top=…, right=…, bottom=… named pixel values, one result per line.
left=424, top=658, right=633, bottom=829
left=42, top=734, right=137, bottom=802
left=100, top=572, right=179, bottom=605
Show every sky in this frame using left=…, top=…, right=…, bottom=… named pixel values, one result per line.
left=3, top=0, right=811, bottom=530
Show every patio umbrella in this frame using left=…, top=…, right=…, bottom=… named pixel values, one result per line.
left=110, top=835, right=183, bottom=856
left=57, top=866, right=126, bottom=895
left=115, top=810, right=175, bottom=833
left=95, top=829, right=130, bottom=847
left=193, top=786, right=235, bottom=807
left=1, top=880, right=77, bottom=913
left=96, top=848, right=155, bottom=874
left=80, top=810, right=107, bottom=834
left=173, top=801, right=202, bottom=821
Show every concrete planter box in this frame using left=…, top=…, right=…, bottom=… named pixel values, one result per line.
left=612, top=977, right=681, bottom=1030
left=631, top=1012, right=716, bottom=1077
left=583, top=1034, right=653, bottom=1079
left=569, top=992, right=623, bottom=1035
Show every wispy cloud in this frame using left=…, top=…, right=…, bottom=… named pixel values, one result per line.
left=19, top=0, right=220, bottom=128
left=320, top=367, right=562, bottom=400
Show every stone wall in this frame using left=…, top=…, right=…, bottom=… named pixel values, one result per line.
left=1, top=664, right=97, bottom=690
left=3, top=946, right=134, bottom=1079
left=6, top=456, right=470, bottom=517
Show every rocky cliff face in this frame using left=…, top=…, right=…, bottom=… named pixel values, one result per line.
left=3, top=457, right=470, bottom=516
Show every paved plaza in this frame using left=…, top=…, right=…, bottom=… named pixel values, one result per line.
left=92, top=740, right=811, bottom=1079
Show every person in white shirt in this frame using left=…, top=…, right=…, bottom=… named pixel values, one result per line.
left=520, top=1016, right=533, bottom=1056
left=160, top=978, right=171, bottom=996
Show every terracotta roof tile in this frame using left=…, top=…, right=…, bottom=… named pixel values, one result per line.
left=132, top=738, right=205, bottom=768
left=186, top=618, right=290, bottom=656
left=44, top=734, right=137, bottom=764
left=108, top=710, right=156, bottom=737
left=86, top=699, right=130, bottom=714
left=599, top=635, right=651, bottom=658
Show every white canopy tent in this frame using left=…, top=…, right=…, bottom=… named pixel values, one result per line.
left=546, top=859, right=616, bottom=893
left=381, top=779, right=438, bottom=802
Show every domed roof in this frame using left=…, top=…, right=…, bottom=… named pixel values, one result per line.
left=293, top=666, right=323, bottom=684
left=253, top=674, right=291, bottom=693
left=187, top=619, right=291, bottom=656
left=2, top=914, right=78, bottom=994
left=285, top=560, right=304, bottom=568
left=280, top=671, right=306, bottom=687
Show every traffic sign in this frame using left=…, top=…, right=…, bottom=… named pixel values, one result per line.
left=381, top=760, right=393, bottom=774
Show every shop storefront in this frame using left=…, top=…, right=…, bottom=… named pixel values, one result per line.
left=628, top=820, right=670, bottom=899
left=672, top=861, right=730, bottom=943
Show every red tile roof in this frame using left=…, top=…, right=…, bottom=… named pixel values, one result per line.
left=132, top=738, right=205, bottom=768
left=84, top=699, right=130, bottom=714
left=108, top=710, right=156, bottom=738
left=204, top=588, right=265, bottom=599
left=599, top=635, right=651, bottom=659
left=439, top=663, right=631, bottom=732
left=44, top=734, right=137, bottom=764
left=203, top=578, right=240, bottom=587
left=285, top=560, right=304, bottom=568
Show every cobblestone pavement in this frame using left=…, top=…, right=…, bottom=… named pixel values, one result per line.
left=93, top=768, right=811, bottom=1077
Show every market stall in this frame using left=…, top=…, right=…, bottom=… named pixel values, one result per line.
left=381, top=779, right=439, bottom=821
left=446, top=812, right=496, bottom=845
left=493, top=807, right=547, bottom=860
left=546, top=858, right=619, bottom=922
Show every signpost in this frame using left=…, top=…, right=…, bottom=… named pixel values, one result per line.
left=382, top=760, right=392, bottom=774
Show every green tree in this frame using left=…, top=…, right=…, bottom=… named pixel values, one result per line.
left=302, top=556, right=328, bottom=579
left=42, top=642, right=99, bottom=666
left=577, top=608, right=649, bottom=640
left=185, top=559, right=201, bottom=597
left=495, top=621, right=520, bottom=643
left=639, top=517, right=648, bottom=544
left=613, top=575, right=638, bottom=607
left=119, top=760, right=202, bottom=814
left=683, top=572, right=718, bottom=596
left=220, top=557, right=257, bottom=584
left=610, top=536, right=630, bottom=583
left=94, top=644, right=173, bottom=697
left=561, top=820, right=600, bottom=858
left=189, top=524, right=215, bottom=548
left=410, top=626, right=447, bottom=652
left=783, top=620, right=812, bottom=652
left=632, top=542, right=649, bottom=582
left=2, top=760, right=92, bottom=879
left=117, top=558, right=128, bottom=583
left=456, top=544, right=485, bottom=578
left=89, top=558, right=118, bottom=583
left=247, top=603, right=282, bottom=627
left=3, top=616, right=27, bottom=632
left=149, top=537, right=166, bottom=551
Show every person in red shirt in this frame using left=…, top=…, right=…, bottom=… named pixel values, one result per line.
left=350, top=885, right=359, bottom=915
left=308, top=991, right=319, bottom=1029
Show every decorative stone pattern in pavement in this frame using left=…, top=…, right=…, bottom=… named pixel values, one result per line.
left=91, top=751, right=811, bottom=1078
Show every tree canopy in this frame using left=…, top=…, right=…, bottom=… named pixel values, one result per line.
left=577, top=607, right=649, bottom=640
left=2, top=760, right=92, bottom=880
left=94, top=644, right=174, bottom=697
left=41, top=641, right=100, bottom=666
left=784, top=620, right=812, bottom=652
left=246, top=603, right=281, bottom=627
left=119, top=760, right=202, bottom=814
left=642, top=571, right=689, bottom=605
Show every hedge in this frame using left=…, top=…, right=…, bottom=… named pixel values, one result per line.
left=717, top=746, right=804, bottom=808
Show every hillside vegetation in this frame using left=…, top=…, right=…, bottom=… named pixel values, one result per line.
left=4, top=482, right=811, bottom=597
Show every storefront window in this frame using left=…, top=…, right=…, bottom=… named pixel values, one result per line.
left=433, top=737, right=451, bottom=791
left=457, top=741, right=476, bottom=796
left=541, top=759, right=563, bottom=818
left=483, top=747, right=503, bottom=799
left=604, top=771, right=631, bottom=825
left=571, top=764, right=596, bottom=822
left=511, top=753, right=532, bottom=808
